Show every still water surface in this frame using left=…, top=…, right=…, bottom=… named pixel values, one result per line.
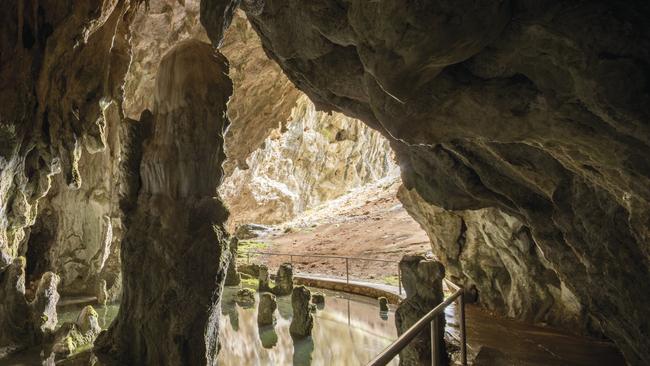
left=217, top=286, right=398, bottom=366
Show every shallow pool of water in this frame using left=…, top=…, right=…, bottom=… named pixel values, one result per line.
left=217, top=286, right=398, bottom=366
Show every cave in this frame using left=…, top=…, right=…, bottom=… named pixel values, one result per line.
left=0, top=0, right=648, bottom=365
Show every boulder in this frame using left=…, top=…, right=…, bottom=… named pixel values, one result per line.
left=51, top=305, right=101, bottom=358
left=234, top=288, right=256, bottom=307
left=76, top=306, right=101, bottom=338
left=258, top=265, right=272, bottom=292
left=257, top=293, right=277, bottom=326
left=225, top=237, right=241, bottom=286
left=395, top=256, right=446, bottom=366
left=273, top=263, right=293, bottom=296
left=289, top=286, right=313, bottom=338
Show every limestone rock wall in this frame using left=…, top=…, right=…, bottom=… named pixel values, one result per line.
left=200, top=1, right=650, bottom=363
left=220, top=95, right=396, bottom=226
left=398, top=186, right=588, bottom=333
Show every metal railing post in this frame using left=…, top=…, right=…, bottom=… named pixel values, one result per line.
left=290, top=255, right=294, bottom=267
left=398, top=265, right=402, bottom=295
left=345, top=258, right=350, bottom=284
left=459, top=291, right=467, bottom=366
left=431, top=317, right=440, bottom=366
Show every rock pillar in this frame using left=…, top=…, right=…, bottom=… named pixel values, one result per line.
left=395, top=255, right=446, bottom=366
left=94, top=40, right=233, bottom=366
left=273, top=263, right=294, bottom=296
left=289, top=286, right=313, bottom=338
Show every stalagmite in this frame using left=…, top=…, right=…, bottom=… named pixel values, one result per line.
left=94, top=39, right=233, bottom=366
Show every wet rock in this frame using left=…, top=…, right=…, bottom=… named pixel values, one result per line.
left=240, top=273, right=253, bottom=280
left=395, top=256, right=446, bottom=366
left=289, top=286, right=313, bottom=338
left=257, top=293, right=278, bottom=326
left=311, top=292, right=325, bottom=305
left=273, top=263, right=294, bottom=296
left=378, top=297, right=389, bottom=312
left=225, top=237, right=241, bottom=286
left=235, top=288, right=257, bottom=307
left=259, top=265, right=272, bottom=292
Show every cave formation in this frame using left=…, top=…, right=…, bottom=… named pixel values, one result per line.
left=0, top=0, right=649, bottom=365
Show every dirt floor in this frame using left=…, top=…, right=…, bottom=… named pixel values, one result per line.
left=237, top=175, right=431, bottom=286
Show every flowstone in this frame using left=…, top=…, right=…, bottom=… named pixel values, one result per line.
left=273, top=263, right=294, bottom=296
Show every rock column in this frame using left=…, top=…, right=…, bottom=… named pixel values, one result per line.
left=395, top=256, right=446, bottom=366
left=94, top=40, right=233, bottom=366
left=289, top=286, right=313, bottom=338
left=225, top=237, right=241, bottom=286
left=273, top=263, right=294, bottom=296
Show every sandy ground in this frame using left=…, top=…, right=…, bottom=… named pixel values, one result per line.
left=238, top=175, right=431, bottom=285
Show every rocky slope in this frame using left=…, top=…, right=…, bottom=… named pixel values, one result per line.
left=220, top=94, right=396, bottom=227
left=203, top=2, right=650, bottom=364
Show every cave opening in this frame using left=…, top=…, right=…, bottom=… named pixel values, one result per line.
left=1, top=0, right=648, bottom=366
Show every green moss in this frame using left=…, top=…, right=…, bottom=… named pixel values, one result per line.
left=382, top=275, right=400, bottom=286
left=237, top=241, right=270, bottom=261
left=240, top=278, right=275, bottom=290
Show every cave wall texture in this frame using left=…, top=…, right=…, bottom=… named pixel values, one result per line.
left=1, top=0, right=649, bottom=365
left=210, top=1, right=650, bottom=364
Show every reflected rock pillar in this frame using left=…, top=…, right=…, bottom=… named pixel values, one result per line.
left=95, top=39, right=232, bottom=366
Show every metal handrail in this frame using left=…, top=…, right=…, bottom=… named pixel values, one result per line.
left=243, top=250, right=403, bottom=294
left=243, top=249, right=467, bottom=365
left=368, top=280, right=467, bottom=366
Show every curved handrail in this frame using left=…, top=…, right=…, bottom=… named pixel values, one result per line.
left=368, top=288, right=463, bottom=366
left=243, top=250, right=403, bottom=294
left=367, top=283, right=467, bottom=366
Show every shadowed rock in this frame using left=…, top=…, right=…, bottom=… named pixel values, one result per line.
left=395, top=256, right=446, bottom=366
left=225, top=237, right=241, bottom=286
left=289, top=286, right=313, bottom=338
left=273, top=263, right=294, bottom=296
left=259, top=265, right=272, bottom=292
left=258, top=293, right=277, bottom=326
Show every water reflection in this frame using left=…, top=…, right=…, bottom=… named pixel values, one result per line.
left=218, top=287, right=398, bottom=366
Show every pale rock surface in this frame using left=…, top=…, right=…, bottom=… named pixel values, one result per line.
left=220, top=95, right=396, bottom=227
